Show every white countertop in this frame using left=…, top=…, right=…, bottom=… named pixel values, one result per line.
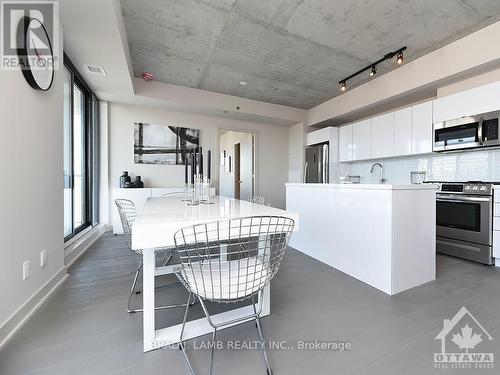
left=286, top=183, right=439, bottom=191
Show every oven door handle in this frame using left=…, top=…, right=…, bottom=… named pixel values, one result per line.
left=437, top=196, right=491, bottom=203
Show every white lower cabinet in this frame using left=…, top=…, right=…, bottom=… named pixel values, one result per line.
left=411, top=101, right=433, bottom=155
left=352, top=119, right=372, bottom=161
left=371, top=112, right=394, bottom=158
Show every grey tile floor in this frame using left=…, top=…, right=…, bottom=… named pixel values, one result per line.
left=1, top=232, right=500, bottom=374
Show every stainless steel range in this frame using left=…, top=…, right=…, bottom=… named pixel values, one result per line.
left=432, top=181, right=495, bottom=265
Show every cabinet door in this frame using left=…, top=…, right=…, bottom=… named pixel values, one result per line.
left=352, top=119, right=372, bottom=161
left=371, top=112, right=394, bottom=158
left=394, top=107, right=412, bottom=156
left=433, top=82, right=500, bottom=123
left=339, top=125, right=353, bottom=162
left=411, top=101, right=433, bottom=155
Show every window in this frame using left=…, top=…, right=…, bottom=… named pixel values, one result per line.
left=63, top=54, right=99, bottom=242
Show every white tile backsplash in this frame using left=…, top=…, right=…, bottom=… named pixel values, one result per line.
left=349, top=149, right=500, bottom=184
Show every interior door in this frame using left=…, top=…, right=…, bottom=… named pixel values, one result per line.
left=234, top=143, right=241, bottom=199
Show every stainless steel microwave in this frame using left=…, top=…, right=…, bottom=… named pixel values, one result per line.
left=433, top=110, right=500, bottom=152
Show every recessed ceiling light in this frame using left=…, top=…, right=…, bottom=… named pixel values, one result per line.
left=239, top=81, right=248, bottom=86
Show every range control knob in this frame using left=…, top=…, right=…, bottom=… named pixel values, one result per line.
left=472, top=185, right=479, bottom=191
left=465, top=185, right=472, bottom=191
left=480, top=185, right=487, bottom=192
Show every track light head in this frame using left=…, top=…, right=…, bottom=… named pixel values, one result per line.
left=340, top=81, right=346, bottom=91
left=370, top=65, right=377, bottom=77
left=396, top=51, right=404, bottom=65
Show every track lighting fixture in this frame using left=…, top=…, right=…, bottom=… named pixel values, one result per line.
left=396, top=51, right=404, bottom=64
left=338, top=46, right=406, bottom=92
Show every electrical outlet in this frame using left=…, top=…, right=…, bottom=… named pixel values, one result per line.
left=40, top=250, right=47, bottom=268
left=23, top=261, right=30, bottom=280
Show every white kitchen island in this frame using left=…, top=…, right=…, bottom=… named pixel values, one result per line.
left=286, top=183, right=437, bottom=295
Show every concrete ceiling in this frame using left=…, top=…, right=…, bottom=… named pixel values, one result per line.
left=120, top=0, right=500, bottom=109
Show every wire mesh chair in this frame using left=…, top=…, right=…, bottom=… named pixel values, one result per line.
left=248, top=194, right=266, bottom=205
left=114, top=199, right=194, bottom=313
left=174, top=215, right=295, bottom=375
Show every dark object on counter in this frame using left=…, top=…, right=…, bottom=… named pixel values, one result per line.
left=120, top=171, right=131, bottom=188
left=191, top=152, right=195, bottom=184
left=123, top=181, right=133, bottom=188
left=207, top=150, right=211, bottom=180
left=200, top=153, right=204, bottom=178
left=133, top=176, right=144, bottom=188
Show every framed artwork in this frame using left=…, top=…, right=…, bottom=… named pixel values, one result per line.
left=134, top=122, right=199, bottom=165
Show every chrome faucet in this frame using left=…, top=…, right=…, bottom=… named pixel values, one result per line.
left=370, top=162, right=386, bottom=184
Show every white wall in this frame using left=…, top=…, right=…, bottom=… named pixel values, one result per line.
left=99, top=101, right=110, bottom=227
left=108, top=103, right=290, bottom=216
left=437, top=67, right=500, bottom=98
left=0, top=32, right=65, bottom=341
left=288, top=123, right=305, bottom=183
left=219, top=131, right=254, bottom=199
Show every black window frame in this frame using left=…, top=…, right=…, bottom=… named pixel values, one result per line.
left=64, top=53, right=99, bottom=242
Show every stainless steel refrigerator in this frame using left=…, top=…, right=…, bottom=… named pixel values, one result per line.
left=304, top=143, right=329, bottom=183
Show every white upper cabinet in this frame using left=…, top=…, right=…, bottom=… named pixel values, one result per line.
left=339, top=124, right=353, bottom=162
left=433, top=81, right=500, bottom=123
left=394, top=107, right=412, bottom=156
left=371, top=112, right=394, bottom=158
left=411, top=101, right=433, bottom=155
left=352, top=119, right=372, bottom=161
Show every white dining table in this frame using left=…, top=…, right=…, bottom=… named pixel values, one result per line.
left=132, top=195, right=299, bottom=352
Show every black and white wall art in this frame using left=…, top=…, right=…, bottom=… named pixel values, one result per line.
left=134, top=122, right=200, bottom=165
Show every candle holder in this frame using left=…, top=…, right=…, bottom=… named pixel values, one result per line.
left=181, top=183, right=192, bottom=202
left=187, top=175, right=201, bottom=206
left=200, top=178, right=214, bottom=204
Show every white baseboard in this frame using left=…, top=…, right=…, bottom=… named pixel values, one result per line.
left=64, top=223, right=108, bottom=267
left=0, top=266, right=68, bottom=350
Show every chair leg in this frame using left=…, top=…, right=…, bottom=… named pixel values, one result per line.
left=255, top=316, right=273, bottom=375
left=126, top=260, right=143, bottom=313
left=209, top=327, right=217, bottom=375
left=127, top=261, right=195, bottom=314
left=253, top=295, right=272, bottom=375
left=179, top=293, right=195, bottom=375
left=135, top=250, right=179, bottom=294
left=163, top=250, right=173, bottom=266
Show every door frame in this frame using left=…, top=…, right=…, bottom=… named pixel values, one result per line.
left=217, top=128, right=256, bottom=199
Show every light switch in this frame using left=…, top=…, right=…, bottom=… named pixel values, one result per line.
left=23, top=261, right=30, bottom=280
left=40, top=250, right=47, bottom=268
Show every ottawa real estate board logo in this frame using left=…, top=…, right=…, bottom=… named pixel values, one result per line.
left=1, top=1, right=59, bottom=70
left=434, top=306, right=494, bottom=370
